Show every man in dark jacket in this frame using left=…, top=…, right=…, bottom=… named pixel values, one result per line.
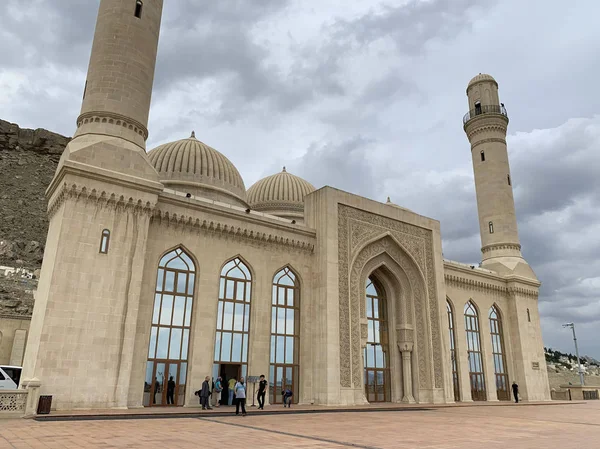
left=201, top=376, right=212, bottom=410
left=512, top=381, right=519, bottom=403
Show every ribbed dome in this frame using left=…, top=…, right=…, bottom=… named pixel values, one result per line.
left=467, top=73, right=497, bottom=88
left=148, top=132, right=247, bottom=206
left=247, top=167, right=316, bottom=219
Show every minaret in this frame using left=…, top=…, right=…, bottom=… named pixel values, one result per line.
left=463, top=74, right=535, bottom=278
left=57, top=0, right=164, bottom=180
left=75, top=0, right=163, bottom=150
left=21, top=0, right=164, bottom=410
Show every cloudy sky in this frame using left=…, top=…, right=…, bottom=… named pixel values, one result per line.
left=1, top=0, right=599, bottom=359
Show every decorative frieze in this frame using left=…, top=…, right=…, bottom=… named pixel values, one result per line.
left=152, top=209, right=315, bottom=254
left=47, top=182, right=155, bottom=220
left=481, top=243, right=521, bottom=254
left=470, top=137, right=507, bottom=150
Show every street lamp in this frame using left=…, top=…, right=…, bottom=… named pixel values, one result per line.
left=562, top=322, right=585, bottom=386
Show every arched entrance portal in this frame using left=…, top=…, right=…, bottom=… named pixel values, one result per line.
left=353, top=240, right=427, bottom=405
left=363, top=277, right=391, bottom=402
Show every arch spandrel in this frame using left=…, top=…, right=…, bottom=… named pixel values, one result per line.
left=348, top=235, right=432, bottom=391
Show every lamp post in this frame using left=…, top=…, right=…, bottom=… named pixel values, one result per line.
left=562, top=323, right=585, bottom=386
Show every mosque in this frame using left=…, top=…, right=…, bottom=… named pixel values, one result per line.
left=20, top=0, right=550, bottom=410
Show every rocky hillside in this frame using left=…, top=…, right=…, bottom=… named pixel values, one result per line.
left=0, top=118, right=68, bottom=269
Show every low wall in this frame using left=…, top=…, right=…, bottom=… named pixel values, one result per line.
left=0, top=390, right=28, bottom=417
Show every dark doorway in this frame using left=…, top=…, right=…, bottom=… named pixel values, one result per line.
left=219, top=363, right=241, bottom=406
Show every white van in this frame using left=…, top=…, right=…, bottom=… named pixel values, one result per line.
left=0, top=366, right=22, bottom=390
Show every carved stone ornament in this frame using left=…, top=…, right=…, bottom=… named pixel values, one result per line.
left=338, top=204, right=443, bottom=389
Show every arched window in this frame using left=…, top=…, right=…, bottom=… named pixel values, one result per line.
left=527, top=308, right=531, bottom=322
left=465, top=301, right=486, bottom=401
left=135, top=0, right=143, bottom=18
left=364, top=277, right=391, bottom=403
left=99, top=229, right=110, bottom=254
left=447, top=300, right=460, bottom=402
left=488, top=222, right=494, bottom=234
left=213, top=258, right=252, bottom=389
left=480, top=151, right=485, bottom=162
left=269, top=267, right=299, bottom=404
left=145, top=248, right=196, bottom=407
left=507, top=174, right=511, bottom=186
left=489, top=306, right=509, bottom=401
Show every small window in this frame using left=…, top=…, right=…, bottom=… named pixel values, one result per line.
left=99, top=229, right=110, bottom=254
left=527, top=308, right=531, bottom=322
left=135, top=0, right=143, bottom=18
left=507, top=174, right=511, bottom=186
left=480, top=151, right=485, bottom=162
left=488, top=222, right=494, bottom=234
left=83, top=80, right=87, bottom=101
left=475, top=101, right=482, bottom=115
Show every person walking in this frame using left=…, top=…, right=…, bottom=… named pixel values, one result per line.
left=213, top=376, right=223, bottom=407
left=512, top=381, right=519, bottom=403
left=228, top=376, right=237, bottom=405
left=201, top=376, right=212, bottom=410
left=282, top=388, right=293, bottom=408
left=257, top=375, right=267, bottom=410
left=166, top=376, right=176, bottom=405
left=234, top=377, right=247, bottom=416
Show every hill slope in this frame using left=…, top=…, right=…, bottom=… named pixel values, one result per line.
left=0, top=118, right=68, bottom=269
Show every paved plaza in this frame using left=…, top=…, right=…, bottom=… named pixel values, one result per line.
left=0, top=402, right=598, bottom=448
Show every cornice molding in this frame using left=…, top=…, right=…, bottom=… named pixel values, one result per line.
left=482, top=243, right=522, bottom=254
left=76, top=111, right=148, bottom=140
left=151, top=209, right=315, bottom=254
left=471, top=137, right=507, bottom=150
left=48, top=182, right=155, bottom=220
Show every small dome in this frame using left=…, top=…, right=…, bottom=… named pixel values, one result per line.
left=148, top=132, right=247, bottom=206
left=247, top=167, right=316, bottom=220
left=467, top=73, right=497, bottom=89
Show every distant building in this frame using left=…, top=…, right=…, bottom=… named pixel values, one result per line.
left=19, top=0, right=550, bottom=410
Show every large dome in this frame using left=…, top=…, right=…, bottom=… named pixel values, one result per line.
left=247, top=167, right=316, bottom=221
left=148, top=132, right=247, bottom=206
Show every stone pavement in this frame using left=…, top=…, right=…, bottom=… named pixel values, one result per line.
left=0, top=401, right=599, bottom=448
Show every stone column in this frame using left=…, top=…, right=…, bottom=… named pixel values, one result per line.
left=398, top=341, right=415, bottom=403
left=22, top=378, right=41, bottom=417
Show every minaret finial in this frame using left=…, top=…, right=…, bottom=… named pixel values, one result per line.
left=190, top=131, right=196, bottom=139
left=282, top=166, right=287, bottom=173
left=387, top=196, right=391, bottom=203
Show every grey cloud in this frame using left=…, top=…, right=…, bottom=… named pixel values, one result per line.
left=291, top=136, right=379, bottom=200
left=331, top=0, right=497, bottom=52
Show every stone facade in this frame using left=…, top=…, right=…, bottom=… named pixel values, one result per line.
left=19, top=1, right=550, bottom=410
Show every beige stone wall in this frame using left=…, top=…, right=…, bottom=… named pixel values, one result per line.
left=444, top=262, right=550, bottom=402
left=0, top=317, right=30, bottom=366
left=127, top=193, right=316, bottom=408
left=21, top=170, right=160, bottom=410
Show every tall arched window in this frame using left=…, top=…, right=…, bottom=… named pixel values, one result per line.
left=269, top=267, right=299, bottom=404
left=489, top=305, right=509, bottom=401
left=145, top=248, right=195, bottom=407
left=465, top=301, right=486, bottom=401
left=447, top=300, right=460, bottom=402
left=213, top=258, right=252, bottom=390
left=364, top=277, right=390, bottom=403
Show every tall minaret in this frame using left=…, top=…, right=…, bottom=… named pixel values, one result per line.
left=463, top=74, right=535, bottom=277
left=75, top=0, right=163, bottom=150
left=21, top=0, right=164, bottom=410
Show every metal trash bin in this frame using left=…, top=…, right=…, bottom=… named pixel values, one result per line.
left=37, top=395, right=52, bottom=415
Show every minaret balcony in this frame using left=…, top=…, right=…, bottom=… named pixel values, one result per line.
left=463, top=104, right=508, bottom=125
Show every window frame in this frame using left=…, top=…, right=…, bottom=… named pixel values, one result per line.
left=99, top=229, right=110, bottom=254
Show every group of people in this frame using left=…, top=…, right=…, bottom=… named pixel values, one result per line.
left=195, top=374, right=294, bottom=415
